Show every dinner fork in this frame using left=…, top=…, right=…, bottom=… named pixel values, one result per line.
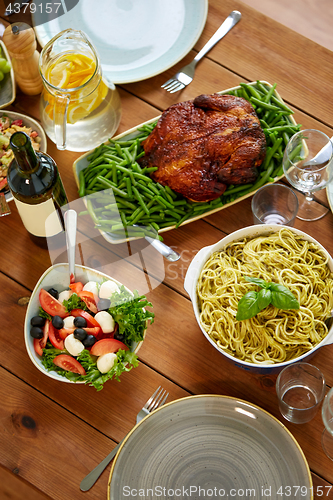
left=161, top=10, right=241, bottom=93
left=80, top=386, right=169, bottom=491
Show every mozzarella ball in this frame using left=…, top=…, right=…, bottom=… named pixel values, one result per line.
left=64, top=334, right=85, bottom=357
left=58, top=289, right=73, bottom=304
left=99, top=280, right=119, bottom=299
left=83, top=281, right=99, bottom=296
left=94, top=311, right=115, bottom=333
left=97, top=352, right=118, bottom=374
left=63, top=315, right=75, bottom=329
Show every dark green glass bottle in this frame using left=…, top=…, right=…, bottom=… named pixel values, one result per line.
left=7, top=131, right=68, bottom=247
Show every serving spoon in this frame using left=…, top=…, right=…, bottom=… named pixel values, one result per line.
left=64, top=209, right=77, bottom=283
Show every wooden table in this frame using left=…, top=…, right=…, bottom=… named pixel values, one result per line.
left=1, top=1, right=333, bottom=499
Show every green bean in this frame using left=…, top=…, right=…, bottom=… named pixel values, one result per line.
left=132, top=186, right=150, bottom=215
left=78, top=170, right=85, bottom=197
left=264, top=125, right=301, bottom=134
left=264, top=83, right=277, bottom=103
left=270, top=95, right=294, bottom=113
left=250, top=97, right=281, bottom=111
left=223, top=183, right=253, bottom=195
left=240, top=83, right=262, bottom=99
left=96, top=176, right=128, bottom=197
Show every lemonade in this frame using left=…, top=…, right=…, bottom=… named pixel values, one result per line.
left=43, top=53, right=109, bottom=125
left=39, top=29, right=121, bottom=152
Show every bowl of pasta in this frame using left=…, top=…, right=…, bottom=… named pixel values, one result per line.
left=184, top=225, right=333, bottom=374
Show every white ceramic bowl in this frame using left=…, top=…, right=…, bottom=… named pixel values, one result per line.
left=184, top=224, right=333, bottom=374
left=24, top=263, right=144, bottom=384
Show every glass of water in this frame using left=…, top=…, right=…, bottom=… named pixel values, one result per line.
left=251, top=183, right=299, bottom=226
left=283, top=129, right=333, bottom=221
left=321, top=387, right=333, bottom=459
left=276, top=362, right=326, bottom=424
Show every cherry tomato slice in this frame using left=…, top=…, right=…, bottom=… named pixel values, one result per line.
left=33, top=319, right=50, bottom=356
left=90, top=338, right=128, bottom=356
left=39, top=289, right=68, bottom=318
left=58, top=328, right=75, bottom=340
left=78, top=291, right=99, bottom=314
left=48, top=322, right=64, bottom=349
left=69, top=282, right=84, bottom=294
left=71, top=309, right=100, bottom=328
left=53, top=354, right=86, bottom=375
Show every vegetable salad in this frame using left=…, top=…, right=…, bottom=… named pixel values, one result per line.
left=30, top=278, right=154, bottom=391
left=0, top=115, right=42, bottom=191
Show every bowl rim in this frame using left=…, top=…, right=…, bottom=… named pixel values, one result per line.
left=184, top=224, right=333, bottom=369
left=24, top=263, right=144, bottom=383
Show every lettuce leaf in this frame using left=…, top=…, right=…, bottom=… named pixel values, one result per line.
left=41, top=343, right=139, bottom=391
left=108, top=286, right=154, bottom=345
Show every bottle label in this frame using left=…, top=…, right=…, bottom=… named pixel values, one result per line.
left=13, top=197, right=63, bottom=237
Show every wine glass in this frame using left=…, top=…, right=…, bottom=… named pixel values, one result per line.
left=321, top=387, right=333, bottom=460
left=283, top=129, right=333, bottom=221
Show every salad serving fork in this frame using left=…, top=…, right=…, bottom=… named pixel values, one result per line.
left=80, top=386, right=169, bottom=491
left=161, top=10, right=241, bottom=93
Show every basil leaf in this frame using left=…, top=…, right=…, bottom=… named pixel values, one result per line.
left=236, top=291, right=262, bottom=321
left=268, top=283, right=300, bottom=310
left=257, top=288, right=272, bottom=310
left=244, top=276, right=269, bottom=288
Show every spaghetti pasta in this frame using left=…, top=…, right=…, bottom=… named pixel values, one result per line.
left=196, top=228, right=333, bottom=364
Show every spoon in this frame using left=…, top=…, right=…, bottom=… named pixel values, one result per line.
left=64, top=209, right=77, bottom=283
left=133, top=224, right=180, bottom=261
left=143, top=234, right=180, bottom=261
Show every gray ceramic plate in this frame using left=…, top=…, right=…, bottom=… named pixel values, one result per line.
left=108, top=395, right=312, bottom=500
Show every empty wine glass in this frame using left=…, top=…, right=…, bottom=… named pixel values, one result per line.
left=283, top=129, right=333, bottom=221
left=321, top=387, right=333, bottom=460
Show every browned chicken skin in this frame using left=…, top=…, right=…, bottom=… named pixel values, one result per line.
left=142, top=94, right=266, bottom=202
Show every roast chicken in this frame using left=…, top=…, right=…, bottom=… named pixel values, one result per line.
left=142, top=93, right=266, bottom=202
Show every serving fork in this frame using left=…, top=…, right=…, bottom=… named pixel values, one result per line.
left=80, top=386, right=169, bottom=491
left=161, top=10, right=241, bottom=93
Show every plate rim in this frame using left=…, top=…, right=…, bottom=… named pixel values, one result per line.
left=32, top=0, right=209, bottom=84
left=107, top=394, right=313, bottom=499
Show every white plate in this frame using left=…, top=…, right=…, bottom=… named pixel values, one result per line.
left=32, top=0, right=208, bottom=84
left=108, top=395, right=312, bottom=500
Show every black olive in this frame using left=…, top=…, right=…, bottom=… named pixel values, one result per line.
left=48, top=287, right=59, bottom=299
left=114, top=331, right=125, bottom=342
left=30, top=316, right=46, bottom=327
left=74, top=316, right=87, bottom=328
left=97, top=298, right=111, bottom=311
left=82, top=334, right=97, bottom=347
left=52, top=315, right=64, bottom=329
left=74, top=328, right=87, bottom=341
left=30, top=326, right=44, bottom=339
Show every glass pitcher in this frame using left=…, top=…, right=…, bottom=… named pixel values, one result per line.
left=39, top=29, right=121, bottom=152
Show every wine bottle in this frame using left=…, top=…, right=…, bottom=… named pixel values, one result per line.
left=7, top=131, right=68, bottom=247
